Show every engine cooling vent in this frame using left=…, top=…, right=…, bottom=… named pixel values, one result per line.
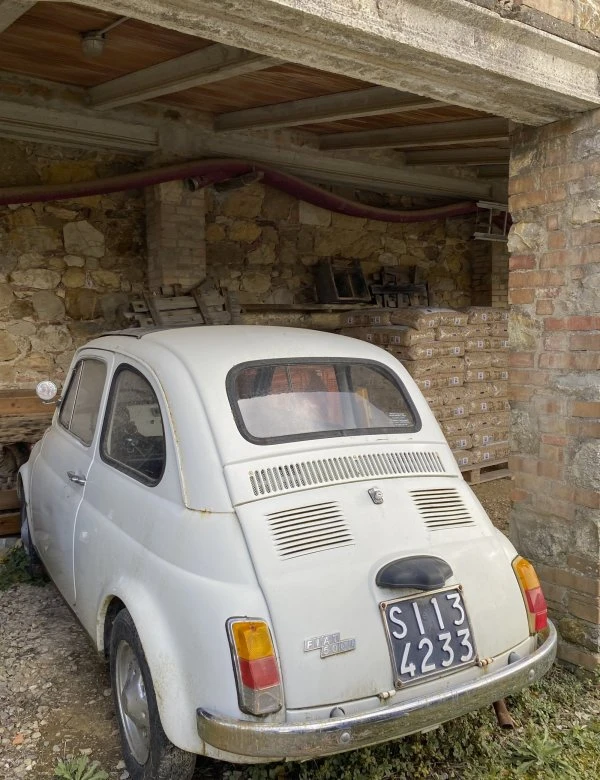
left=249, top=451, right=446, bottom=497
left=410, top=488, right=475, bottom=530
left=267, top=501, right=354, bottom=559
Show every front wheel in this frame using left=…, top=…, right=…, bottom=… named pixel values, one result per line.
left=109, top=609, right=196, bottom=780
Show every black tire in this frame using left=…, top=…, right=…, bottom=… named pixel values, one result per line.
left=109, top=609, right=197, bottom=780
left=20, top=503, right=44, bottom=579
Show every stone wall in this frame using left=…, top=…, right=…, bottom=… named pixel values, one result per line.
left=205, top=183, right=486, bottom=309
left=0, top=142, right=490, bottom=393
left=508, top=111, right=600, bottom=670
left=0, top=140, right=145, bottom=390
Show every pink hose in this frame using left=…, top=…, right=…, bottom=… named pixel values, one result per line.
left=0, top=157, right=477, bottom=223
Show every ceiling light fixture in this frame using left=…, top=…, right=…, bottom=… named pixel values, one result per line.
left=81, top=16, right=128, bottom=59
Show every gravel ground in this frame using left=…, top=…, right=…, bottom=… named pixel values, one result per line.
left=0, top=480, right=511, bottom=779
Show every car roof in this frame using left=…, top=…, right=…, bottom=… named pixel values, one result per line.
left=86, top=324, right=388, bottom=364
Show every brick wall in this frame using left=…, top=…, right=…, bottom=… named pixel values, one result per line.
left=508, top=112, right=600, bottom=670
left=146, top=182, right=205, bottom=290
left=522, top=1, right=600, bottom=35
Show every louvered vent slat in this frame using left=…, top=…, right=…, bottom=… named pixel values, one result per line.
left=267, top=501, right=354, bottom=559
left=249, top=451, right=446, bottom=496
left=410, top=488, right=475, bottom=530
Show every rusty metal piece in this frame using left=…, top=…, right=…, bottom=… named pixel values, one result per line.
left=493, top=698, right=515, bottom=729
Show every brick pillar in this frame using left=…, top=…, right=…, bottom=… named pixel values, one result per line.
left=145, top=181, right=206, bottom=290
left=491, top=242, right=509, bottom=308
left=471, top=242, right=508, bottom=308
left=508, top=114, right=600, bottom=670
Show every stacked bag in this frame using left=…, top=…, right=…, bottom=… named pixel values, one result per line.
left=339, top=306, right=510, bottom=470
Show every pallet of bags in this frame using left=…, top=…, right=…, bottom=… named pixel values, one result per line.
left=457, top=307, right=510, bottom=480
left=338, top=325, right=435, bottom=346
left=340, top=306, right=468, bottom=329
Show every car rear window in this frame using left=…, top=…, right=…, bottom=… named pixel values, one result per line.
left=228, top=360, right=419, bottom=444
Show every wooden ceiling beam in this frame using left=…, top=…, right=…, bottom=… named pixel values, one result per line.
left=319, top=117, right=510, bottom=151
left=404, top=147, right=510, bottom=166
left=0, top=0, right=35, bottom=33
left=214, top=86, right=444, bottom=132
left=88, top=43, right=280, bottom=110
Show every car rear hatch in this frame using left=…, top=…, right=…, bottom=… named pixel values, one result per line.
left=228, top=446, right=529, bottom=710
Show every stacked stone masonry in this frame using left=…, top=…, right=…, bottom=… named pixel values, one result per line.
left=0, top=140, right=145, bottom=390
left=509, top=111, right=600, bottom=670
left=339, top=306, right=510, bottom=469
left=205, top=183, right=491, bottom=311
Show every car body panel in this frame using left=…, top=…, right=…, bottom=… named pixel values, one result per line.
left=20, top=325, right=555, bottom=762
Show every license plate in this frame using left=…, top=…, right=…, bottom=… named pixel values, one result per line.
left=381, top=587, right=477, bottom=687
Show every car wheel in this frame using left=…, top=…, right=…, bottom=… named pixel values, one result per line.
left=110, top=609, right=196, bottom=780
left=20, top=503, right=43, bottom=579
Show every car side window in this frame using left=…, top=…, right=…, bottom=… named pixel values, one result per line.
left=58, top=359, right=107, bottom=446
left=100, top=366, right=166, bottom=486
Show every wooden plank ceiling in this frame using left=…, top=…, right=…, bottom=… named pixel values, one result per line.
left=0, top=2, right=509, bottom=175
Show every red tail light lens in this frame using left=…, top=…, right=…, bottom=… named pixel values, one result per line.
left=512, top=556, right=548, bottom=634
left=227, top=619, right=282, bottom=716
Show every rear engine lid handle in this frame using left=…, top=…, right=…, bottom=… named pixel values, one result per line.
left=376, top=556, right=453, bottom=590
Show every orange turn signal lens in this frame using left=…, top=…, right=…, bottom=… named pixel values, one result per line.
left=512, top=556, right=548, bottom=634
left=231, top=620, right=275, bottom=661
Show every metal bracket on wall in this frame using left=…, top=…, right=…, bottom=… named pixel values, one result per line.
left=473, top=200, right=510, bottom=242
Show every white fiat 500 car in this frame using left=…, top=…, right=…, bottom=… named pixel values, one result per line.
left=19, top=325, right=556, bottom=780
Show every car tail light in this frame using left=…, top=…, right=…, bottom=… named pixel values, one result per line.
left=227, top=619, right=282, bottom=716
left=512, top=556, right=548, bottom=634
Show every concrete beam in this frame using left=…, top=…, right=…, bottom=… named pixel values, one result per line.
left=214, top=86, right=444, bottom=132
left=320, top=118, right=509, bottom=151
left=0, top=0, right=34, bottom=33
left=0, top=74, right=492, bottom=199
left=88, top=43, right=279, bottom=110
left=0, top=100, right=159, bottom=152
left=81, top=0, right=600, bottom=124
left=403, top=148, right=509, bottom=166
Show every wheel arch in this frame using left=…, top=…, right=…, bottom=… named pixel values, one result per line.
left=96, top=585, right=206, bottom=754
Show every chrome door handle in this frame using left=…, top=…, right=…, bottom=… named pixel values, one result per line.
left=67, top=471, right=86, bottom=486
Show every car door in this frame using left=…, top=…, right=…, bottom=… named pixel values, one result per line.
left=31, top=351, right=112, bottom=604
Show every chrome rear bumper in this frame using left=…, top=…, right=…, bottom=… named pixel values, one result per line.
left=197, top=622, right=556, bottom=762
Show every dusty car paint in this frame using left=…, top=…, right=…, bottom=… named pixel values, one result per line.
left=20, top=325, right=556, bottom=764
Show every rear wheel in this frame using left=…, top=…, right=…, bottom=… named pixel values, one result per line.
left=110, top=609, right=196, bottom=780
left=20, top=503, right=43, bottom=579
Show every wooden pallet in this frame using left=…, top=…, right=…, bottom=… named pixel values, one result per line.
left=460, top=457, right=511, bottom=485
left=0, top=489, right=20, bottom=537
left=125, top=282, right=241, bottom=328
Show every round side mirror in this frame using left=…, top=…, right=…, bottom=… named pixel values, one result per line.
left=36, top=380, right=58, bottom=403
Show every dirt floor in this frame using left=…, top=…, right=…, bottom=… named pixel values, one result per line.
left=0, top=480, right=512, bottom=779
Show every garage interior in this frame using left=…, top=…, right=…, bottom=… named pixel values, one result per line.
left=0, top=0, right=599, bottom=669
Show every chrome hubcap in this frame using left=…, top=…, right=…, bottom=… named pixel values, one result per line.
left=115, top=640, right=150, bottom=764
